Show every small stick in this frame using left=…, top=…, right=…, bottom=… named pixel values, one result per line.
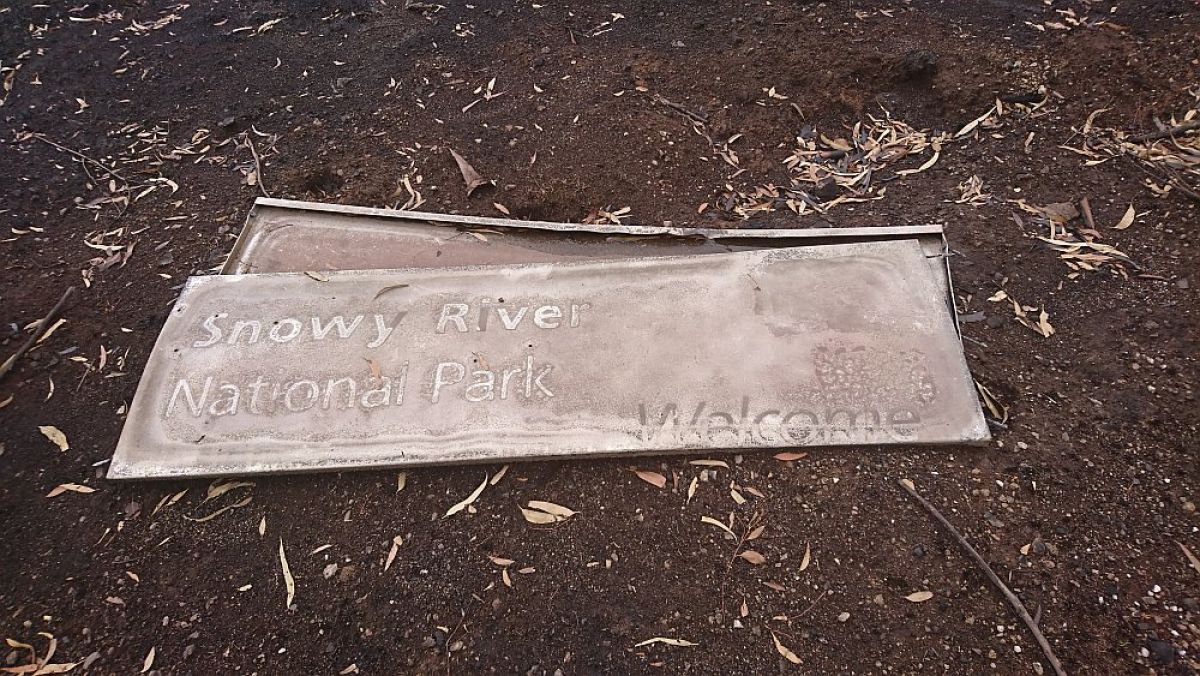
left=1078, top=197, right=1096, bottom=231
left=898, top=479, right=1067, bottom=676
left=1129, top=120, right=1200, bottom=143
left=27, top=134, right=127, bottom=183
left=0, top=287, right=77, bottom=381
left=245, top=136, right=271, bottom=198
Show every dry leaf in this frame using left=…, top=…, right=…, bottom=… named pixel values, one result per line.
left=904, top=591, right=934, bottom=603
left=955, top=106, right=996, bottom=137
left=799, top=543, right=812, bottom=571
left=384, top=535, right=403, bottom=571
left=280, top=539, right=296, bottom=608
left=38, top=425, right=69, bottom=452
left=730, top=488, right=746, bottom=505
left=373, top=283, right=410, bottom=300
left=396, top=472, right=408, bottom=492
left=46, top=483, right=95, bottom=497
left=35, top=318, right=66, bottom=344
left=739, top=549, right=767, bottom=565
left=688, top=459, right=729, bottom=468
left=899, top=478, right=916, bottom=492
left=700, top=515, right=736, bottom=538
left=1114, top=204, right=1136, bottom=229
left=632, top=469, right=667, bottom=488
left=771, top=631, right=802, bottom=665
left=205, top=480, right=254, bottom=502
left=501, top=568, right=512, bottom=587
left=747, top=525, right=766, bottom=540
left=773, top=452, right=806, bottom=462
left=490, top=465, right=509, bottom=485
left=185, top=495, right=252, bottom=522
left=633, top=637, right=698, bottom=648
left=686, top=477, right=698, bottom=503
left=493, top=202, right=510, bottom=215
left=489, top=556, right=515, bottom=566
left=258, top=516, right=267, bottom=536
left=520, top=500, right=576, bottom=524
left=443, top=474, right=489, bottom=518
left=141, top=647, right=155, bottom=673
left=448, top=147, right=489, bottom=196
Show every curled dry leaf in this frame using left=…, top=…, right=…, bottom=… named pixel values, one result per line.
left=279, top=539, right=296, bottom=608
left=448, top=147, right=489, bottom=196
left=141, top=646, right=155, bottom=673
left=688, top=459, right=729, bottom=468
left=396, top=472, right=407, bottom=492
left=38, top=425, right=69, bottom=452
left=632, top=469, right=667, bottom=488
left=771, top=631, right=803, bottom=665
left=904, top=591, right=934, bottom=603
left=46, top=483, right=95, bottom=497
left=773, top=451, right=806, bottom=462
left=443, top=474, right=489, bottom=518
left=739, top=549, right=767, bottom=565
left=1114, top=204, right=1136, bottom=230
left=205, top=479, right=254, bottom=502
left=185, top=495, right=252, bottom=522
left=686, top=477, right=698, bottom=503
left=700, top=515, right=736, bottom=538
left=520, top=500, right=576, bottom=524
left=633, top=637, right=699, bottom=648
left=799, top=543, right=812, bottom=571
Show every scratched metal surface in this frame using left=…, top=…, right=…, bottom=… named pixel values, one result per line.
left=111, top=239, right=988, bottom=479
left=222, top=199, right=955, bottom=320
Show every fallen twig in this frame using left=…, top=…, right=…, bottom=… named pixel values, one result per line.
left=1129, top=120, right=1200, bottom=143
left=0, top=286, right=77, bottom=381
left=246, top=135, right=271, bottom=198
left=1078, top=197, right=1097, bottom=232
left=27, top=133, right=127, bottom=183
left=898, top=479, right=1067, bottom=676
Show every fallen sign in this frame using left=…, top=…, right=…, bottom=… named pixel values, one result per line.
left=109, top=239, right=988, bottom=479
left=224, top=198, right=958, bottom=325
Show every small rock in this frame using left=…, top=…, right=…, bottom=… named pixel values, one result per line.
left=837, top=612, right=850, bottom=622
left=912, top=544, right=926, bottom=558
left=1148, top=640, right=1175, bottom=664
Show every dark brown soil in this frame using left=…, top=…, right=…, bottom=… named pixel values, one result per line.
left=2, top=1, right=1198, bottom=673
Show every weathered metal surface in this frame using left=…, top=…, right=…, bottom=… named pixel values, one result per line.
left=111, top=239, right=988, bottom=479
left=224, top=199, right=957, bottom=323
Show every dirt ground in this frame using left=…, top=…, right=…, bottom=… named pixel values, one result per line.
left=2, top=0, right=1199, bottom=673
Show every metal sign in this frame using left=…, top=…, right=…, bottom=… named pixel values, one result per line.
left=110, top=239, right=987, bottom=479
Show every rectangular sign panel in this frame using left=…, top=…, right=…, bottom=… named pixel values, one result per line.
left=110, top=239, right=988, bottom=479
